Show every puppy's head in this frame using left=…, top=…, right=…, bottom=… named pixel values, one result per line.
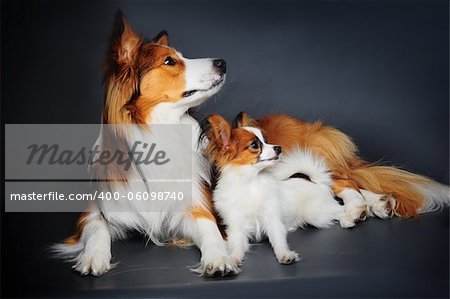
left=201, top=114, right=282, bottom=172
left=103, top=10, right=226, bottom=124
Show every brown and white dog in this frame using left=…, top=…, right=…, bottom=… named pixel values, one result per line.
left=54, top=11, right=238, bottom=277
left=200, top=114, right=340, bottom=266
left=234, top=112, right=450, bottom=226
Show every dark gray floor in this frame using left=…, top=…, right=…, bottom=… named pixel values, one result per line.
left=3, top=210, right=449, bottom=298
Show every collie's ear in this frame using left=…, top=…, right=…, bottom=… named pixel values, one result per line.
left=152, top=30, right=169, bottom=46
left=109, top=10, right=142, bottom=66
left=202, top=114, right=231, bottom=150
left=103, top=10, right=142, bottom=124
left=233, top=111, right=256, bottom=128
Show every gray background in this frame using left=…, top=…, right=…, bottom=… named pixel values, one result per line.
left=3, top=0, right=449, bottom=183
left=2, top=0, right=449, bottom=297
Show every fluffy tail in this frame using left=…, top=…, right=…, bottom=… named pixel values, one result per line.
left=273, top=148, right=332, bottom=186
left=351, top=166, right=449, bottom=217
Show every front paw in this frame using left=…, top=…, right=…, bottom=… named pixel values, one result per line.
left=361, top=190, right=396, bottom=219
left=339, top=204, right=368, bottom=228
left=230, top=252, right=245, bottom=267
left=73, top=248, right=112, bottom=276
left=276, top=250, right=300, bottom=265
left=192, top=252, right=240, bottom=277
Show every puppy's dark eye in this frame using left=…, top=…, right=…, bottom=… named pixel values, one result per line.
left=249, top=140, right=260, bottom=150
left=164, top=56, right=176, bottom=66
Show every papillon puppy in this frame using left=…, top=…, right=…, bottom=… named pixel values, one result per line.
left=201, top=114, right=300, bottom=266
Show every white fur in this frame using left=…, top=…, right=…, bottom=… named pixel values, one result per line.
left=213, top=136, right=343, bottom=265
left=270, top=149, right=346, bottom=229
left=215, top=163, right=300, bottom=265
left=270, top=148, right=332, bottom=186
left=416, top=182, right=450, bottom=213
left=360, top=189, right=396, bottom=219
left=54, top=55, right=238, bottom=276
left=212, top=141, right=362, bottom=265
left=52, top=204, right=113, bottom=276
left=334, top=188, right=368, bottom=228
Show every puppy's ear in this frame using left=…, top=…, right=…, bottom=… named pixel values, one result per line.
left=152, top=30, right=169, bottom=46
left=233, top=111, right=256, bottom=128
left=108, top=10, right=142, bottom=66
left=201, top=114, right=231, bottom=150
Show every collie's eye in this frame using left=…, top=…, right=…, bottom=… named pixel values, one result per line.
left=249, top=140, right=260, bottom=150
left=164, top=56, right=176, bottom=66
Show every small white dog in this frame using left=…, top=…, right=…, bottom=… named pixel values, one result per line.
left=201, top=114, right=346, bottom=266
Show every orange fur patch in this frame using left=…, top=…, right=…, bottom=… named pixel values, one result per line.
left=332, top=179, right=360, bottom=195
left=228, top=129, right=260, bottom=166
left=190, top=206, right=216, bottom=221
left=64, top=212, right=91, bottom=245
left=165, top=238, right=194, bottom=248
left=189, top=180, right=216, bottom=222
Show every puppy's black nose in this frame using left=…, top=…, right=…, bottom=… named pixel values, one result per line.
left=213, top=59, right=227, bottom=74
left=274, top=146, right=282, bottom=155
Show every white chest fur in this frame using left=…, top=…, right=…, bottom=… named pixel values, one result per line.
left=214, top=166, right=299, bottom=265
left=214, top=167, right=280, bottom=239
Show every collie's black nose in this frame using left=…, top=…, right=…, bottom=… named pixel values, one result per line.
left=274, top=146, right=282, bottom=155
left=213, top=59, right=227, bottom=74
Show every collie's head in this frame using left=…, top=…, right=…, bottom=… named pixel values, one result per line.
left=103, top=11, right=226, bottom=124
left=201, top=114, right=282, bottom=172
